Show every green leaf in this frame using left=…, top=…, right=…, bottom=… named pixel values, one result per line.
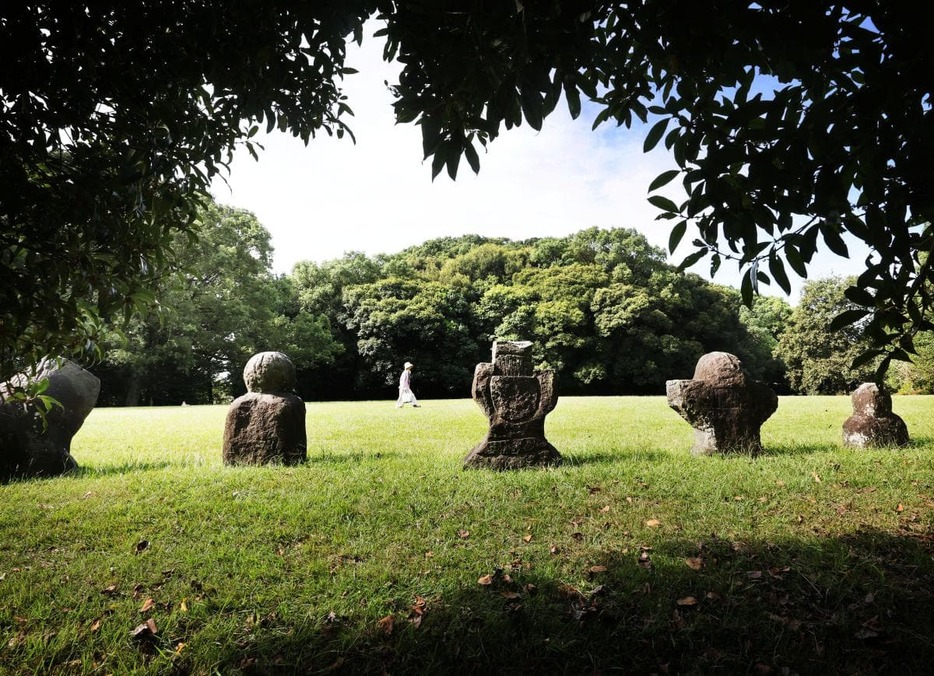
left=678, top=248, right=706, bottom=271
left=829, top=308, right=870, bottom=331
left=820, top=222, right=850, bottom=257
left=564, top=84, right=582, bottom=120
left=643, top=118, right=670, bottom=153
left=768, top=255, right=791, bottom=295
left=843, top=286, right=875, bottom=307
left=520, top=87, right=544, bottom=131
left=851, top=349, right=883, bottom=370
left=648, top=170, right=680, bottom=193
left=784, top=243, right=808, bottom=278
left=647, top=195, right=680, bottom=213
left=445, top=146, right=461, bottom=180
left=668, top=220, right=687, bottom=254
left=740, top=267, right=756, bottom=306
left=464, top=142, right=480, bottom=175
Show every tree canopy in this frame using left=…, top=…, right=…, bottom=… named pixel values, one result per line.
left=3, top=2, right=931, bottom=381
left=381, top=1, right=933, bottom=374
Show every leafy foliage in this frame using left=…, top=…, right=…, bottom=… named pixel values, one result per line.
left=93, top=202, right=339, bottom=405
left=292, top=227, right=778, bottom=398
left=380, top=1, right=934, bottom=366
left=1, top=1, right=373, bottom=380
left=775, top=277, right=878, bottom=394
left=8, top=1, right=929, bottom=383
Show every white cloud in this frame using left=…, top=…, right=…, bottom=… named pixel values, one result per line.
left=210, top=26, right=864, bottom=303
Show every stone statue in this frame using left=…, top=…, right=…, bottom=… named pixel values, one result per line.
left=223, top=351, right=306, bottom=465
left=0, top=357, right=100, bottom=481
left=842, top=383, right=910, bottom=448
left=666, top=351, right=777, bottom=456
left=464, top=340, right=560, bottom=469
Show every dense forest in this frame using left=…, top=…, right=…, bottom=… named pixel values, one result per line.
left=89, top=201, right=934, bottom=405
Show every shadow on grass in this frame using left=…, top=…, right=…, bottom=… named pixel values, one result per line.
left=194, top=528, right=933, bottom=675
left=72, top=460, right=175, bottom=478
left=762, top=435, right=933, bottom=457
left=307, top=450, right=399, bottom=465
left=906, top=435, right=934, bottom=449
left=758, top=442, right=842, bottom=457
left=562, top=449, right=671, bottom=466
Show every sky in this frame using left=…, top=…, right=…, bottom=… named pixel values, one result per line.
left=210, top=25, right=865, bottom=302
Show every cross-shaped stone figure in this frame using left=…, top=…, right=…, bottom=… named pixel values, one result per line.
left=666, top=352, right=778, bottom=456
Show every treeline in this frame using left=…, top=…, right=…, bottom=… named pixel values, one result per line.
left=90, top=201, right=934, bottom=405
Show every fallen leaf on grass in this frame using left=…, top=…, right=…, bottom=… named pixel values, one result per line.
left=130, top=618, right=157, bottom=639
left=599, top=505, right=611, bottom=513
left=588, top=565, right=608, bottom=575
left=501, top=591, right=521, bottom=600
left=549, top=545, right=560, bottom=555
left=676, top=596, right=698, bottom=606
left=139, top=598, right=155, bottom=613
left=811, top=473, right=822, bottom=483
left=645, top=519, right=661, bottom=528
left=458, top=529, right=470, bottom=539
left=522, top=534, right=533, bottom=543
left=685, top=557, right=703, bottom=571
left=408, top=597, right=428, bottom=628
left=896, top=503, right=905, bottom=513
left=478, top=574, right=494, bottom=586
left=376, top=615, right=394, bottom=636
left=638, top=551, right=652, bottom=569
left=100, top=584, right=118, bottom=596
left=90, top=619, right=102, bottom=633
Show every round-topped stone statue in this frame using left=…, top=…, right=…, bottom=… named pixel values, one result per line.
left=666, top=351, right=778, bottom=456
left=243, top=351, right=297, bottom=394
left=222, top=351, right=306, bottom=466
left=842, top=383, right=910, bottom=448
left=1, top=357, right=100, bottom=481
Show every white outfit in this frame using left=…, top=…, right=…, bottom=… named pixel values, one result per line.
left=396, top=367, right=419, bottom=407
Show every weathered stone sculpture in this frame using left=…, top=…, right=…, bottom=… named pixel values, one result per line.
left=223, top=351, right=306, bottom=466
left=464, top=340, right=560, bottom=469
left=0, top=357, right=100, bottom=481
left=666, top=351, right=778, bottom=456
left=842, top=383, right=910, bottom=448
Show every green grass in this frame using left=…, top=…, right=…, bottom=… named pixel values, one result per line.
left=2, top=396, right=933, bottom=674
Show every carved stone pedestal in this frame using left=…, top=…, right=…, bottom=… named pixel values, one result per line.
left=223, top=352, right=306, bottom=466
left=842, top=383, right=909, bottom=448
left=667, top=352, right=777, bottom=456
left=464, top=341, right=560, bottom=470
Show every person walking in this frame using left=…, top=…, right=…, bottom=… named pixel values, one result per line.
left=396, top=361, right=420, bottom=408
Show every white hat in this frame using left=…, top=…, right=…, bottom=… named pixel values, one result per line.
left=404, top=362, right=414, bottom=369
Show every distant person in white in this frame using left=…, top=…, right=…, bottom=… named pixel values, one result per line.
left=396, top=361, right=420, bottom=408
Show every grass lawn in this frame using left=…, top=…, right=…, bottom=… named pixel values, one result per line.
left=1, top=396, right=932, bottom=674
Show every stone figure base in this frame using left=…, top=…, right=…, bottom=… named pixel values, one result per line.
left=1, top=358, right=99, bottom=482
left=842, top=383, right=909, bottom=448
left=223, top=392, right=306, bottom=466
left=463, top=436, right=561, bottom=470
left=666, top=352, right=777, bottom=456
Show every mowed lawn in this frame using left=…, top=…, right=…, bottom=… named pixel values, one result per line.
left=1, top=396, right=932, bottom=674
